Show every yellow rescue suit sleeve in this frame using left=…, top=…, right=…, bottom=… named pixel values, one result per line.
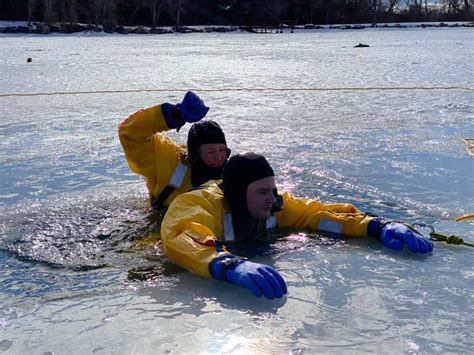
left=275, top=192, right=373, bottom=237
left=118, top=105, right=192, bottom=206
left=160, top=183, right=231, bottom=278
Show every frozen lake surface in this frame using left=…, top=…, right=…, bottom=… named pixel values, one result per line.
left=0, top=28, right=473, bottom=354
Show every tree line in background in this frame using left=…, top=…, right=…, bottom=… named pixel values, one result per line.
left=1, top=0, right=472, bottom=28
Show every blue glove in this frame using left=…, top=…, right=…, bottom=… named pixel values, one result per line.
left=378, top=222, right=433, bottom=253
left=209, top=256, right=287, bottom=300
left=162, top=91, right=209, bottom=131
left=176, top=91, right=209, bottom=123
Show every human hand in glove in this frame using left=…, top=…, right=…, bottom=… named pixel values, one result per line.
left=177, top=91, right=209, bottom=123
left=163, top=91, right=209, bottom=131
left=380, top=222, right=433, bottom=253
left=210, top=256, right=287, bottom=300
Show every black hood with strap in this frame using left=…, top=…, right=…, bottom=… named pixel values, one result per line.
left=222, top=153, right=275, bottom=243
left=187, top=120, right=227, bottom=164
left=187, top=120, right=228, bottom=187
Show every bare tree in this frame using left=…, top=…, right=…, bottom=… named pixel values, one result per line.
left=288, top=0, right=304, bottom=24
left=411, top=0, right=424, bottom=21
left=424, top=0, right=429, bottom=20
left=92, top=0, right=103, bottom=27
left=27, top=0, right=38, bottom=23
left=176, top=0, right=181, bottom=28
left=442, top=0, right=461, bottom=16
left=42, top=0, right=57, bottom=24
left=90, top=0, right=116, bottom=27
left=384, top=0, right=402, bottom=14
left=319, top=0, right=346, bottom=24
left=258, top=0, right=286, bottom=22
left=464, top=0, right=471, bottom=19
left=103, top=0, right=118, bottom=26
left=307, top=0, right=321, bottom=23
left=68, top=0, right=78, bottom=23
left=143, top=0, right=167, bottom=29
left=58, top=0, right=77, bottom=23
left=166, top=0, right=187, bottom=28
left=59, top=0, right=66, bottom=22
left=372, top=0, right=377, bottom=26
left=376, top=0, right=401, bottom=21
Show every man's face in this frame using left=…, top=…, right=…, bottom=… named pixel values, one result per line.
left=199, top=143, right=228, bottom=168
left=246, top=176, right=277, bottom=220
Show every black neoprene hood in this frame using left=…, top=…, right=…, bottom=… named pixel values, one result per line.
left=222, top=153, right=275, bottom=215
left=187, top=120, right=227, bottom=163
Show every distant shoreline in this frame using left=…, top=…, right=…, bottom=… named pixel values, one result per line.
left=1, top=21, right=473, bottom=35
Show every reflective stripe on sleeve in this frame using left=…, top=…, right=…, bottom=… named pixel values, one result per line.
left=318, top=218, right=343, bottom=234
left=169, top=163, right=187, bottom=188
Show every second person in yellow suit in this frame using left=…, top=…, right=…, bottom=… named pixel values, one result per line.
left=118, top=91, right=230, bottom=210
left=161, top=153, right=434, bottom=300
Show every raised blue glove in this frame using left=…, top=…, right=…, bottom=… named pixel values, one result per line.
left=209, top=256, right=287, bottom=300
left=176, top=91, right=209, bottom=123
left=162, top=91, right=209, bottom=131
left=368, top=219, right=433, bottom=253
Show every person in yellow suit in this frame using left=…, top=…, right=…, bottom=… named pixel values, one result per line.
left=161, top=153, right=434, bottom=300
left=118, top=91, right=230, bottom=210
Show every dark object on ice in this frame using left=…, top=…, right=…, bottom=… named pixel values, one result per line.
left=354, top=43, right=369, bottom=48
left=27, top=57, right=32, bottom=63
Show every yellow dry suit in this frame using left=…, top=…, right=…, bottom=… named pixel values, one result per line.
left=118, top=105, right=191, bottom=208
left=161, top=182, right=375, bottom=278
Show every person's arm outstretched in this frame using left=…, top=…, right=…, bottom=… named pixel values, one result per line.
left=275, top=192, right=433, bottom=253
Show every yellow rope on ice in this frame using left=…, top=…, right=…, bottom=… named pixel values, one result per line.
left=463, top=138, right=474, bottom=156
left=455, top=214, right=474, bottom=222
left=410, top=222, right=474, bottom=248
left=0, top=85, right=473, bottom=98
left=429, top=232, right=474, bottom=247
